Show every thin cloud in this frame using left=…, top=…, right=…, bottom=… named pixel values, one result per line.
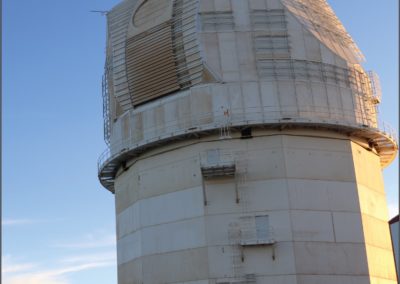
left=2, top=219, right=41, bottom=226
left=60, top=251, right=116, bottom=264
left=3, top=255, right=115, bottom=284
left=52, top=234, right=116, bottom=249
left=2, top=256, right=36, bottom=274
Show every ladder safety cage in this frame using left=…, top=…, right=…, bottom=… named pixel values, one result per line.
left=367, top=70, right=382, bottom=104
left=102, top=61, right=112, bottom=146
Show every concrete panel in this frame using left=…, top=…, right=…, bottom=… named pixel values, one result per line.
left=333, top=212, right=364, bottom=243
left=291, top=211, right=335, bottom=242
left=177, top=281, right=209, bottom=284
left=297, top=275, right=370, bottom=284
left=141, top=217, right=206, bottom=255
left=320, top=44, right=336, bottom=65
left=139, top=157, right=202, bottom=199
left=327, top=181, right=360, bottom=212
left=286, top=13, right=306, bottom=60
left=117, top=231, right=142, bottom=264
left=246, top=148, right=286, bottom=181
left=260, top=81, right=280, bottom=112
left=357, top=184, right=389, bottom=221
left=243, top=242, right=296, bottom=275
left=365, top=244, right=397, bottom=280
left=115, top=169, right=140, bottom=214
left=227, top=83, right=244, bottom=114
left=311, top=83, right=328, bottom=111
left=326, top=84, right=343, bottom=118
left=118, top=258, right=143, bottom=284
left=191, top=89, right=214, bottom=125
left=211, top=84, right=229, bottom=115
left=231, top=0, right=250, bottom=30
left=243, top=134, right=283, bottom=151
left=266, top=0, right=284, bottom=9
left=214, top=0, right=231, bottom=11
left=257, top=275, right=297, bottom=284
left=243, top=82, right=262, bottom=121
left=141, top=248, right=209, bottom=284
left=282, top=135, right=351, bottom=152
left=200, top=33, right=222, bottom=77
left=218, top=32, right=240, bottom=81
left=140, top=187, right=204, bottom=228
left=361, top=214, right=393, bottom=250
left=278, top=81, right=298, bottom=116
left=339, top=87, right=355, bottom=120
left=205, top=213, right=238, bottom=246
left=283, top=145, right=355, bottom=182
left=207, top=246, right=234, bottom=278
left=245, top=180, right=290, bottom=212
left=351, top=142, right=384, bottom=193
left=287, top=179, right=359, bottom=212
left=236, top=32, right=257, bottom=81
left=249, top=0, right=266, bottom=10
left=204, top=178, right=241, bottom=215
left=294, top=242, right=369, bottom=275
left=370, top=277, right=398, bottom=284
left=295, top=82, right=314, bottom=114
left=142, top=109, right=156, bottom=140
left=199, top=0, right=214, bottom=13
left=303, top=30, right=322, bottom=62
left=117, top=202, right=141, bottom=238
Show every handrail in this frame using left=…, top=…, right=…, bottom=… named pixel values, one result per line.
left=98, top=106, right=398, bottom=171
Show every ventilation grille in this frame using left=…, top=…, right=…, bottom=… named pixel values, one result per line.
left=106, top=0, right=138, bottom=111
left=172, top=0, right=203, bottom=88
left=126, top=22, right=181, bottom=106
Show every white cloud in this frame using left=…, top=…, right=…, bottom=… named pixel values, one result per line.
left=2, top=256, right=36, bottom=274
left=3, top=273, right=68, bottom=284
left=2, top=254, right=115, bottom=284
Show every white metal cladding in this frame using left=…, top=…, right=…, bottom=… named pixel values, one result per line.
left=368, top=71, right=382, bottom=104
left=106, top=0, right=138, bottom=112
left=281, top=0, right=364, bottom=63
left=99, top=0, right=398, bottom=193
left=250, top=9, right=287, bottom=32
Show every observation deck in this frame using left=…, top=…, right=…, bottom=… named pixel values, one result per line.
left=98, top=105, right=397, bottom=193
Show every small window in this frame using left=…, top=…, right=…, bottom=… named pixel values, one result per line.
left=240, top=215, right=274, bottom=246
left=255, top=215, right=269, bottom=241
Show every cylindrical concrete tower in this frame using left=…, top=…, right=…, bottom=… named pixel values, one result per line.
left=98, top=0, right=398, bottom=283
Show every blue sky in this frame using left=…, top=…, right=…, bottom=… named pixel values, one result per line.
left=2, top=1, right=398, bottom=284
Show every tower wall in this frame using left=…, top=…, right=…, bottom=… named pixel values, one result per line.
left=98, top=1, right=398, bottom=283
left=113, top=130, right=396, bottom=284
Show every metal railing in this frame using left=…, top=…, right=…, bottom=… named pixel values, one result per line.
left=98, top=105, right=397, bottom=171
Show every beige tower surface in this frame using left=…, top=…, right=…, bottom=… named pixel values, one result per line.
left=98, top=0, right=398, bottom=283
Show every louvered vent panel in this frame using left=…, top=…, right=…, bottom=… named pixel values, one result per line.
left=107, top=0, right=138, bottom=111
left=126, top=22, right=180, bottom=106
left=172, top=0, right=203, bottom=88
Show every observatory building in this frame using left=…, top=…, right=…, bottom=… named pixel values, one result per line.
left=98, top=0, right=398, bottom=283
